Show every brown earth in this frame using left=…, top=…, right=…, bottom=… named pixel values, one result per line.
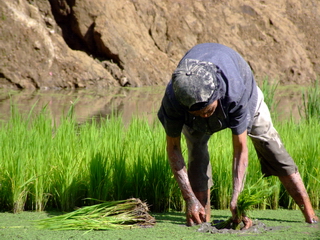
left=0, top=0, right=319, bottom=89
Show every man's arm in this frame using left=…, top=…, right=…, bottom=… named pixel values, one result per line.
left=230, top=130, right=253, bottom=229
left=166, top=135, right=206, bottom=226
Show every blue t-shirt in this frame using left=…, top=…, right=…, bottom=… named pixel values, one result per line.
left=158, top=43, right=258, bottom=137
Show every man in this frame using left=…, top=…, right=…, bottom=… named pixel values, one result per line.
left=157, top=43, right=318, bottom=228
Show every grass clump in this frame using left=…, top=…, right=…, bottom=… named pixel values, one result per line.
left=36, top=198, right=155, bottom=230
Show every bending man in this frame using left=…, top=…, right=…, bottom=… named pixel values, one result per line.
left=157, top=43, right=318, bottom=228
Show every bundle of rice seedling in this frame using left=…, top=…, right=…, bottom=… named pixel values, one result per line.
left=214, top=177, right=275, bottom=230
left=36, top=198, right=155, bottom=230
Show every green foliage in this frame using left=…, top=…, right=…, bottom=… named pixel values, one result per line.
left=275, top=118, right=320, bottom=209
left=0, top=105, right=181, bottom=213
left=209, top=131, right=233, bottom=209
left=236, top=177, right=276, bottom=216
left=0, top=82, right=319, bottom=214
left=36, top=198, right=155, bottom=230
left=213, top=177, right=277, bottom=230
left=300, top=79, right=320, bottom=122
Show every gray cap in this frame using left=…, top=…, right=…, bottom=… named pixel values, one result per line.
left=172, top=59, right=220, bottom=111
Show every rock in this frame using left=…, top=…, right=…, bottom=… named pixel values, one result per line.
left=0, top=0, right=319, bottom=89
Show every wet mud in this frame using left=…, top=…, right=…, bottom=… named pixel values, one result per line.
left=197, top=219, right=286, bottom=234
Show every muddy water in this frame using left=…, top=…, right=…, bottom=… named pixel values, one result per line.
left=0, top=85, right=304, bottom=125
left=0, top=86, right=164, bottom=125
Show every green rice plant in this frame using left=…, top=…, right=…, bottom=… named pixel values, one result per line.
left=299, top=79, right=320, bottom=122
left=1, top=105, right=28, bottom=212
left=81, top=113, right=125, bottom=203
left=236, top=177, right=276, bottom=215
left=118, top=116, right=182, bottom=212
left=246, top=141, right=282, bottom=210
left=209, top=130, right=233, bottom=209
left=48, top=113, right=88, bottom=211
left=275, top=118, right=320, bottom=209
left=36, top=198, right=155, bottom=230
left=23, top=106, right=56, bottom=211
left=1, top=96, right=319, bottom=214
left=0, top=104, right=49, bottom=212
left=214, top=177, right=276, bottom=230
left=208, top=130, right=276, bottom=211
left=87, top=153, right=111, bottom=202
left=208, top=127, right=274, bottom=210
left=264, top=176, right=281, bottom=210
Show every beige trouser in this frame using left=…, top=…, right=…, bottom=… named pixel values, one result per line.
left=248, top=87, right=297, bottom=177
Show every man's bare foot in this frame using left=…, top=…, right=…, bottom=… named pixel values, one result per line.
left=241, top=216, right=253, bottom=229
left=307, top=215, right=319, bottom=224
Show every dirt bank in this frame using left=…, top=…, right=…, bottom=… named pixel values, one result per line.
left=0, top=0, right=319, bottom=89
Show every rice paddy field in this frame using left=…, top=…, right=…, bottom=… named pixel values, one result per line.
left=0, top=80, right=319, bottom=239
left=0, top=209, right=319, bottom=239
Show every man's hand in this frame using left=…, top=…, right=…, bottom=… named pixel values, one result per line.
left=230, top=203, right=253, bottom=229
left=186, top=197, right=206, bottom=226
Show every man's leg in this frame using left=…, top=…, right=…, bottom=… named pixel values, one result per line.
left=194, top=189, right=211, bottom=221
left=249, top=87, right=318, bottom=223
left=182, top=125, right=212, bottom=222
left=279, top=172, right=318, bottom=223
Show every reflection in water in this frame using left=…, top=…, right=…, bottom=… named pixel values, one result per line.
left=0, top=87, right=165, bottom=125
left=0, top=86, right=303, bottom=125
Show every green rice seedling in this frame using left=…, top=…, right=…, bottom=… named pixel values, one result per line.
left=100, top=114, right=130, bottom=201
left=36, top=198, right=155, bottom=230
left=214, top=177, right=276, bottom=230
left=116, top=115, right=182, bottom=212
left=236, top=177, right=276, bottom=215
left=209, top=130, right=233, bottom=210
left=24, top=107, right=56, bottom=211
left=48, top=113, right=88, bottom=211
left=1, top=94, right=319, bottom=214
left=87, top=153, right=110, bottom=202
left=299, top=79, right=320, bottom=122
left=1, top=104, right=42, bottom=212
left=275, top=117, right=320, bottom=209
left=209, top=130, right=269, bottom=210
left=80, top=113, right=124, bottom=203
left=245, top=141, right=282, bottom=210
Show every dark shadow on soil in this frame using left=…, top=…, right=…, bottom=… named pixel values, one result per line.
left=212, top=213, right=302, bottom=223
left=152, top=211, right=306, bottom=235
left=249, top=217, right=301, bottom=223
left=40, top=210, right=66, bottom=218
left=152, top=212, right=185, bottom=225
